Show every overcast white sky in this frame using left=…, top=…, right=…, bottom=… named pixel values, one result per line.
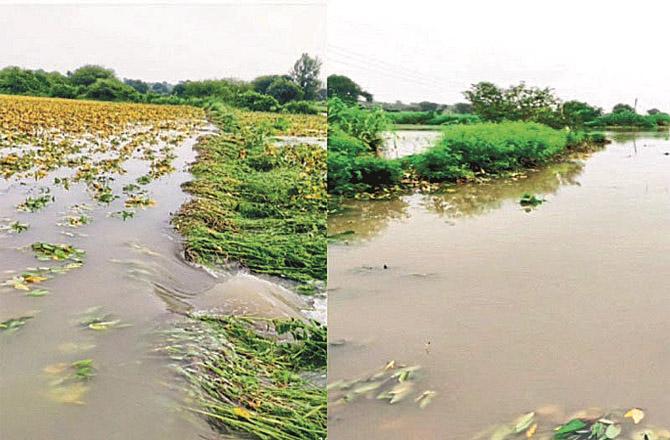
left=0, top=2, right=326, bottom=83
left=328, top=0, right=670, bottom=111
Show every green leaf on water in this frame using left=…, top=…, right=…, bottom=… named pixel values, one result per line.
left=26, top=288, right=49, bottom=297
left=605, top=424, right=622, bottom=439
left=555, top=419, right=587, bottom=439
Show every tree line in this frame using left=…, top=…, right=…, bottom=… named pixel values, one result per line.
left=0, top=53, right=325, bottom=114
left=326, top=74, right=669, bottom=129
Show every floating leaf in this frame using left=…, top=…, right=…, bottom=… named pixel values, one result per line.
left=526, top=423, right=537, bottom=438
left=26, top=288, right=49, bottom=297
left=514, top=412, right=535, bottom=433
left=555, top=419, right=587, bottom=439
left=414, top=390, right=437, bottom=409
left=625, top=408, right=645, bottom=425
left=605, top=424, right=622, bottom=439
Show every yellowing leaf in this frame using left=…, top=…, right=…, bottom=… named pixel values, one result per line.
left=233, top=407, right=251, bottom=419
left=625, top=408, right=645, bottom=424
left=526, top=423, right=538, bottom=438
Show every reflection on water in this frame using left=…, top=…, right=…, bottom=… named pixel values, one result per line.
left=382, top=130, right=442, bottom=159
left=328, top=131, right=670, bottom=439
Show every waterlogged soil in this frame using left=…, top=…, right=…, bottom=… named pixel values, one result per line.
left=0, top=133, right=321, bottom=439
left=328, top=131, right=670, bottom=439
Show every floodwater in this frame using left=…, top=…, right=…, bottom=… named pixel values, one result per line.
left=328, top=131, right=670, bottom=439
left=382, top=129, right=441, bottom=159
left=0, top=131, right=321, bottom=439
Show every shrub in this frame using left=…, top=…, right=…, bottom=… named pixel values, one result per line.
left=267, top=77, right=304, bottom=104
left=589, top=111, right=656, bottom=128
left=328, top=127, right=368, bottom=155
left=282, top=100, right=319, bottom=115
left=328, top=151, right=402, bottom=195
left=235, top=90, right=279, bottom=112
left=407, top=122, right=569, bottom=181
left=328, top=98, right=389, bottom=152
left=83, top=78, right=140, bottom=102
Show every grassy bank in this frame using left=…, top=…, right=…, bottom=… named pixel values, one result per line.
left=166, top=314, right=326, bottom=440
left=405, top=122, right=606, bottom=182
left=173, top=105, right=327, bottom=284
left=328, top=98, right=606, bottom=196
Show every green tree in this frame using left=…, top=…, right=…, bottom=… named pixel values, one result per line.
left=290, top=53, right=322, bottom=100
left=416, top=101, right=440, bottom=112
left=612, top=103, right=635, bottom=113
left=266, top=77, right=304, bottom=104
left=464, top=81, right=562, bottom=126
left=68, top=65, right=117, bottom=87
left=561, top=100, right=602, bottom=127
left=647, top=108, right=661, bottom=115
left=327, top=74, right=371, bottom=104
left=453, top=102, right=473, bottom=114
left=123, top=78, right=149, bottom=94
left=251, top=75, right=289, bottom=95
left=83, top=78, right=139, bottom=101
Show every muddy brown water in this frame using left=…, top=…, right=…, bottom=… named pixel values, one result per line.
left=1, top=132, right=322, bottom=439
left=328, top=131, right=670, bottom=439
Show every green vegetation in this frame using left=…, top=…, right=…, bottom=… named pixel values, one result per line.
left=386, top=111, right=481, bottom=126
left=587, top=106, right=670, bottom=128
left=327, top=95, right=607, bottom=196
left=327, top=74, right=372, bottom=103
left=173, top=105, right=326, bottom=283
left=328, top=98, right=403, bottom=195
left=166, top=314, right=326, bottom=440
left=406, top=122, right=608, bottom=182
left=0, top=53, right=324, bottom=114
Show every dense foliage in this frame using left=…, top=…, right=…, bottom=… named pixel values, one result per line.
left=405, top=122, right=598, bottom=182
left=327, top=98, right=402, bottom=195
left=386, top=111, right=481, bottom=126
left=0, top=54, right=324, bottom=114
left=327, top=74, right=372, bottom=104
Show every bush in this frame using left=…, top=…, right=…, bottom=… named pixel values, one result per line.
left=235, top=90, right=279, bottom=112
left=49, top=83, right=77, bottom=99
left=328, top=127, right=368, bottom=155
left=83, top=78, right=140, bottom=102
left=328, top=98, right=389, bottom=152
left=267, top=77, right=304, bottom=104
left=282, top=100, right=319, bottom=115
left=589, top=111, right=656, bottom=128
left=407, top=122, right=569, bottom=181
left=647, top=112, right=670, bottom=126
left=328, top=151, right=402, bottom=195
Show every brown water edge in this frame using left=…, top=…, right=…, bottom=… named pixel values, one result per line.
left=0, top=133, right=322, bottom=439
left=328, top=131, right=670, bottom=439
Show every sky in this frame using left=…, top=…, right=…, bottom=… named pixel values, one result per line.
left=327, top=0, right=670, bottom=112
left=0, top=2, right=326, bottom=83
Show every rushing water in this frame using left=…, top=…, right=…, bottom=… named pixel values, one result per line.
left=328, top=131, right=670, bottom=439
left=0, top=132, right=321, bottom=439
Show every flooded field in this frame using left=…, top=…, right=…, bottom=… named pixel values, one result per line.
left=328, top=131, right=670, bottom=439
left=0, top=96, right=320, bottom=439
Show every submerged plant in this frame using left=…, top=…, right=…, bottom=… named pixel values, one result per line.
left=165, top=314, right=326, bottom=440
left=17, top=194, right=54, bottom=212
left=0, top=315, right=34, bottom=334
left=31, top=242, right=85, bottom=262
left=519, top=193, right=545, bottom=208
